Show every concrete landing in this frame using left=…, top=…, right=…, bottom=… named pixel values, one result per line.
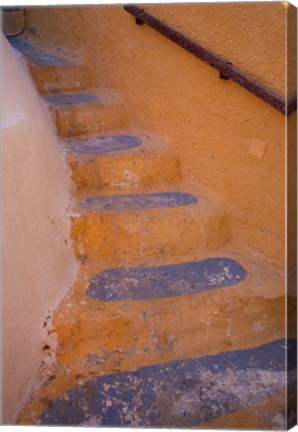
left=37, top=339, right=295, bottom=427
left=80, top=192, right=198, bottom=212
left=87, top=257, right=247, bottom=301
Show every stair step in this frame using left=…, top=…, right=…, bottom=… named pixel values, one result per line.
left=9, top=38, right=36, bottom=55
left=71, top=186, right=231, bottom=261
left=37, top=339, right=295, bottom=426
left=87, top=257, right=247, bottom=301
left=46, top=93, right=96, bottom=105
left=45, top=91, right=127, bottom=138
left=64, top=134, right=181, bottom=192
left=9, top=38, right=87, bottom=93
left=19, top=249, right=286, bottom=425
left=66, top=134, right=142, bottom=154
left=56, top=252, right=284, bottom=364
left=26, top=52, right=76, bottom=67
left=9, top=37, right=79, bottom=66
left=80, top=192, right=197, bottom=211
left=30, top=64, right=88, bottom=94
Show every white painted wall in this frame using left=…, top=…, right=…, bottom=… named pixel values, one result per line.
left=1, top=34, right=78, bottom=423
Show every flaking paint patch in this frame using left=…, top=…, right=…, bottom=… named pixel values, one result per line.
left=45, top=93, right=96, bottom=106
left=37, top=339, right=295, bottom=427
left=87, top=257, right=247, bottom=301
left=80, top=192, right=198, bottom=212
left=65, top=134, right=142, bottom=154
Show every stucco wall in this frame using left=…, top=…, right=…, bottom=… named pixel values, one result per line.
left=1, top=35, right=78, bottom=423
left=147, top=2, right=295, bottom=99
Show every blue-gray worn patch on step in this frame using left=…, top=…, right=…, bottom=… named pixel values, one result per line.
left=80, top=192, right=198, bottom=212
left=65, top=135, right=142, bottom=154
left=9, top=38, right=35, bottom=55
left=37, top=338, right=296, bottom=427
left=87, top=258, right=247, bottom=301
left=45, top=93, right=96, bottom=106
left=26, top=53, right=72, bottom=66
left=8, top=38, right=73, bottom=66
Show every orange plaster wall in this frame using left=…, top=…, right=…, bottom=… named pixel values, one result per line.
left=24, top=4, right=291, bottom=263
left=147, top=2, right=295, bottom=99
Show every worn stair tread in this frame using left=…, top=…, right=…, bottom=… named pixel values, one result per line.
left=44, top=89, right=127, bottom=137
left=9, top=38, right=88, bottom=95
left=9, top=37, right=82, bottom=67
left=9, top=38, right=35, bottom=55
left=44, top=89, right=121, bottom=107
left=64, top=133, right=181, bottom=192
left=70, top=243, right=286, bottom=300
left=71, top=184, right=231, bottom=261
left=80, top=192, right=198, bottom=212
left=65, top=134, right=143, bottom=154
left=26, top=53, right=76, bottom=67
left=50, top=244, right=285, bottom=371
left=45, top=92, right=97, bottom=106
left=87, top=257, right=247, bottom=301
left=37, top=338, right=296, bottom=426
left=19, top=247, right=287, bottom=425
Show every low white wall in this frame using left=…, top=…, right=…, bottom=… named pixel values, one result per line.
left=1, top=34, right=78, bottom=423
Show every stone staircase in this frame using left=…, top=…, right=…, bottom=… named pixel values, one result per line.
left=11, top=37, right=294, bottom=429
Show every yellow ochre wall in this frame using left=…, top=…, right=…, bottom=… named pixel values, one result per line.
left=1, top=35, right=78, bottom=423
left=147, top=2, right=296, bottom=99
left=25, top=3, right=294, bottom=265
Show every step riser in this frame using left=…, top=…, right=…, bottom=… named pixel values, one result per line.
left=67, top=151, right=181, bottom=192
left=56, top=292, right=285, bottom=373
left=28, top=63, right=88, bottom=94
left=71, top=204, right=232, bottom=261
left=51, top=104, right=127, bottom=138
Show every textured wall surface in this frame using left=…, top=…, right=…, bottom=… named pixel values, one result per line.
left=1, top=36, right=78, bottom=423
left=146, top=2, right=295, bottom=99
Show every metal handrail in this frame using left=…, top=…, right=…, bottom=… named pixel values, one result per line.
left=124, top=5, right=296, bottom=116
